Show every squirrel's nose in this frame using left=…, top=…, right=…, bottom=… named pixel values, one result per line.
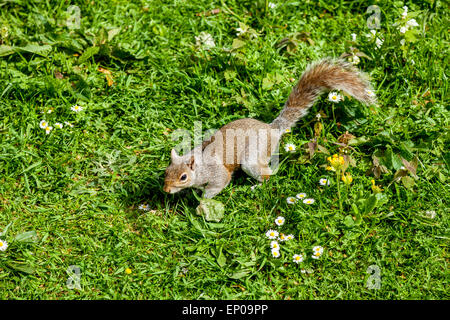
left=163, top=185, right=171, bottom=193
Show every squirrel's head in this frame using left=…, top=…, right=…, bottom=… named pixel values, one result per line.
left=163, top=149, right=195, bottom=194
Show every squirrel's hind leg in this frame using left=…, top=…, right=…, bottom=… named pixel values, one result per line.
left=241, top=161, right=272, bottom=183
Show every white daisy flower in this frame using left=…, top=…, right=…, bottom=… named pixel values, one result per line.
left=278, top=233, right=287, bottom=242
left=303, top=198, right=315, bottom=205
left=274, top=216, right=285, bottom=226
left=286, top=234, right=294, bottom=241
left=349, top=54, right=360, bottom=65
left=44, top=126, right=53, bottom=134
left=71, top=105, right=83, bottom=112
left=39, top=120, right=49, bottom=129
left=402, top=6, right=408, bottom=19
left=271, top=248, right=280, bottom=258
left=284, top=128, right=291, bottom=133
left=328, top=92, right=342, bottom=103
left=406, top=19, right=419, bottom=28
left=425, top=210, right=436, bottom=219
left=351, top=33, right=357, bottom=42
left=366, top=29, right=377, bottom=40
left=366, top=89, right=376, bottom=97
left=268, top=2, right=276, bottom=9
left=400, top=39, right=406, bottom=46
left=47, top=109, right=53, bottom=114
left=293, top=254, right=304, bottom=264
left=284, top=143, right=296, bottom=152
left=54, top=122, right=63, bottom=129
left=266, top=229, right=279, bottom=240
left=195, top=32, right=215, bottom=49
left=319, top=178, right=330, bottom=186
left=296, top=193, right=307, bottom=200
left=312, top=246, right=324, bottom=259
left=286, top=196, right=297, bottom=204
left=270, top=241, right=280, bottom=250
left=399, top=26, right=407, bottom=34
left=236, top=27, right=245, bottom=37
left=64, top=121, right=74, bottom=128
left=0, top=239, right=8, bottom=251
left=375, top=37, right=384, bottom=49
left=138, top=204, right=150, bottom=211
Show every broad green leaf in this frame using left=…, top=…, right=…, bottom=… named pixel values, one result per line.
left=196, top=199, right=225, bottom=222
left=7, top=262, right=35, bottom=274
left=15, top=230, right=38, bottom=243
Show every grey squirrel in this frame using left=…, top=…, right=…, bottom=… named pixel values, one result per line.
left=163, top=58, right=376, bottom=198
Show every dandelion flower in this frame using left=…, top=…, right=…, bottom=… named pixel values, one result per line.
left=341, top=173, right=353, bottom=185
left=54, top=122, right=63, bottom=129
left=285, top=143, right=296, bottom=152
left=271, top=248, right=280, bottom=258
left=293, top=254, right=304, bottom=264
left=286, top=197, right=297, bottom=204
left=312, top=246, right=324, bottom=259
left=274, top=216, right=285, bottom=226
left=0, top=239, right=8, bottom=251
left=71, top=105, right=83, bottom=112
left=39, top=120, right=49, bottom=129
left=296, top=193, right=306, bottom=200
left=319, top=178, right=330, bottom=186
left=327, top=154, right=345, bottom=170
left=266, top=229, right=279, bottom=240
left=44, top=126, right=53, bottom=134
left=303, top=198, right=315, bottom=205
left=125, top=268, right=132, bottom=274
left=328, top=92, right=342, bottom=103
left=270, top=241, right=280, bottom=250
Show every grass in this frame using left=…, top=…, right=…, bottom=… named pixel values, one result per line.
left=0, top=0, right=448, bottom=299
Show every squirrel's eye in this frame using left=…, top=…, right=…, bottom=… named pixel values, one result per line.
left=180, top=174, right=187, bottom=181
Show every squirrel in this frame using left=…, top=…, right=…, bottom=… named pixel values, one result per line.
left=163, top=58, right=376, bottom=198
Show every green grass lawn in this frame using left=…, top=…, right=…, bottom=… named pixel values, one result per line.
left=0, top=0, right=448, bottom=299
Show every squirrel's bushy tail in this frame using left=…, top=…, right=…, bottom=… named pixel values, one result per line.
left=271, top=58, right=376, bottom=130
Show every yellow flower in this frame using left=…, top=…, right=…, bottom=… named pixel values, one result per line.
left=327, top=154, right=345, bottom=170
left=125, top=268, right=132, bottom=274
left=371, top=180, right=383, bottom=194
left=341, top=173, right=353, bottom=185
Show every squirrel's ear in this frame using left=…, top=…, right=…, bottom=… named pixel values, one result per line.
left=188, top=155, right=195, bottom=170
left=171, top=148, right=180, bottom=163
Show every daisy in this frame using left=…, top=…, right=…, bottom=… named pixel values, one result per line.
left=328, top=92, right=342, bottom=103
left=399, top=26, right=407, bottom=34
left=195, top=32, right=215, bottom=49
left=425, top=210, right=436, bottom=219
left=236, top=27, right=245, bottom=37
left=0, top=239, right=8, bottom=251
left=278, top=233, right=287, bottom=242
left=401, top=6, right=408, bottom=19
left=71, top=105, right=83, bottom=112
left=312, top=246, right=324, bottom=259
left=284, top=128, right=291, bottom=133
left=270, top=241, right=280, bottom=250
left=286, top=234, right=294, bottom=241
left=274, top=216, right=285, bottom=226
left=265, top=229, right=279, bottom=240
left=44, top=126, right=53, bottom=134
left=406, top=19, right=419, bottom=28
left=366, top=89, right=376, bottom=97
left=268, top=2, right=276, bottom=9
left=400, top=39, right=406, bottom=46
left=64, top=121, right=74, bottom=128
left=303, top=198, right=315, bottom=205
left=319, top=178, right=330, bottom=186
left=284, top=143, right=296, bottom=152
left=351, top=33, right=357, bottom=42
left=39, top=120, right=49, bottom=129
left=286, top=196, right=297, bottom=204
left=375, top=37, right=384, bottom=49
left=293, top=254, right=304, bottom=264
left=296, top=193, right=306, bottom=200
left=54, top=122, right=63, bottom=129
left=271, top=248, right=280, bottom=258
left=138, top=204, right=150, bottom=211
